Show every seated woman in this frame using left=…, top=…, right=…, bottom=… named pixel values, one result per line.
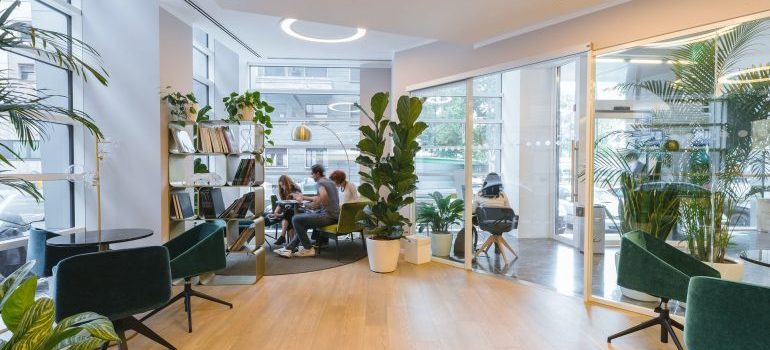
left=330, top=170, right=358, bottom=205
left=269, top=175, right=302, bottom=245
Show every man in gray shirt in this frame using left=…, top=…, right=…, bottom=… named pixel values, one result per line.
left=274, top=164, right=340, bottom=258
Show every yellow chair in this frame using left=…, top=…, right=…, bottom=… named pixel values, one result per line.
left=317, top=201, right=370, bottom=261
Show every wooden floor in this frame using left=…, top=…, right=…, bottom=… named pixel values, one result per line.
left=131, top=259, right=682, bottom=350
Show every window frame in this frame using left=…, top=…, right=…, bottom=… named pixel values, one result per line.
left=264, top=147, right=289, bottom=169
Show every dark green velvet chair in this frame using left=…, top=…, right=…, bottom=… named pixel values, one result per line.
left=685, top=276, right=770, bottom=350
left=27, top=228, right=97, bottom=277
left=141, top=221, right=232, bottom=333
left=608, top=231, right=720, bottom=350
left=53, top=246, right=175, bottom=350
left=317, top=201, right=369, bottom=261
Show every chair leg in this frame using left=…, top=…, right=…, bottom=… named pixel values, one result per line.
left=474, top=236, right=495, bottom=259
left=496, top=238, right=509, bottom=266
left=607, top=317, right=662, bottom=343
left=115, top=316, right=176, bottom=350
left=140, top=290, right=186, bottom=322
left=662, top=319, right=684, bottom=350
left=361, top=231, right=366, bottom=251
left=335, top=235, right=341, bottom=261
left=184, top=286, right=193, bottom=333
left=670, top=318, right=684, bottom=331
left=608, top=299, right=682, bottom=350
left=498, top=236, right=518, bottom=258
left=189, top=289, right=234, bottom=309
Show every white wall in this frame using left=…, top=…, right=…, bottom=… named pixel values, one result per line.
left=160, top=8, right=192, bottom=240
left=213, top=40, right=240, bottom=116
left=360, top=67, right=391, bottom=114
left=393, top=0, right=770, bottom=95
left=81, top=0, right=162, bottom=246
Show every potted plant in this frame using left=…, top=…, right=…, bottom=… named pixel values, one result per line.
left=354, top=92, right=427, bottom=273
left=162, top=89, right=199, bottom=122
left=223, top=91, right=275, bottom=147
left=0, top=261, right=119, bottom=348
left=416, top=191, right=464, bottom=257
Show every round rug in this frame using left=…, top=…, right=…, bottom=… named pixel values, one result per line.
left=223, top=237, right=368, bottom=276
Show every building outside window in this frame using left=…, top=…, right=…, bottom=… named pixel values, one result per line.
left=18, top=63, right=34, bottom=81
left=249, top=65, right=360, bottom=199
left=264, top=148, right=288, bottom=168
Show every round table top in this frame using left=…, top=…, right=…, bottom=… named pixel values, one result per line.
left=47, top=228, right=153, bottom=247
left=740, top=250, right=770, bottom=268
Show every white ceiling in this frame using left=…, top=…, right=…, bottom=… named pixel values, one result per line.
left=161, top=0, right=630, bottom=62
left=160, top=0, right=431, bottom=63
left=217, top=0, right=630, bottom=45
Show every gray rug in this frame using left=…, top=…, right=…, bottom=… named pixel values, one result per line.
left=223, top=237, right=368, bottom=276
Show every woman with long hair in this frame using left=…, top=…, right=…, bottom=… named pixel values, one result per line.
left=270, top=175, right=302, bottom=245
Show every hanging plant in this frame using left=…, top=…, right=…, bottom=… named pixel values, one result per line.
left=222, top=91, right=275, bottom=146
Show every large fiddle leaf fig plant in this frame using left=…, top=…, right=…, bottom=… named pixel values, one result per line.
left=0, top=0, right=107, bottom=200
left=354, top=92, right=427, bottom=240
left=0, top=261, right=119, bottom=349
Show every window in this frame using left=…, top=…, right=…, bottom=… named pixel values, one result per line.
left=192, top=79, right=209, bottom=107
left=264, top=66, right=285, bottom=77
left=305, top=67, right=327, bottom=78
left=18, top=63, right=34, bottom=81
left=0, top=0, right=80, bottom=273
left=288, top=67, right=304, bottom=77
left=265, top=148, right=288, bottom=168
left=193, top=27, right=208, bottom=48
left=305, top=148, right=326, bottom=168
left=305, top=104, right=328, bottom=118
left=192, top=27, right=212, bottom=106
left=193, top=48, right=208, bottom=79
left=350, top=68, right=360, bottom=82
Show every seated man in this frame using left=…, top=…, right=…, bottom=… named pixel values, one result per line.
left=273, top=164, right=340, bottom=258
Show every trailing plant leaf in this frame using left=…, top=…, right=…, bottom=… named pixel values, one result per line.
left=222, top=91, right=275, bottom=145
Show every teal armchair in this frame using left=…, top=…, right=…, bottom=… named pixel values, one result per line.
left=141, top=221, right=232, bottom=333
left=317, top=201, right=369, bottom=261
left=27, top=228, right=97, bottom=277
left=608, top=231, right=720, bottom=350
left=53, top=246, right=175, bottom=350
left=685, top=276, right=770, bottom=350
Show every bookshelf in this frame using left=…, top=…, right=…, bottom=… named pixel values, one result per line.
left=168, top=120, right=267, bottom=285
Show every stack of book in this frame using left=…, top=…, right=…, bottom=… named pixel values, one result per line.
left=170, top=192, right=195, bottom=219
left=219, top=192, right=255, bottom=219
left=228, top=224, right=255, bottom=252
left=199, top=187, right=226, bottom=219
left=231, top=158, right=256, bottom=186
left=199, top=126, right=236, bottom=154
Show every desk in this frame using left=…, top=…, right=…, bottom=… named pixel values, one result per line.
left=740, top=250, right=770, bottom=268
left=47, top=228, right=153, bottom=252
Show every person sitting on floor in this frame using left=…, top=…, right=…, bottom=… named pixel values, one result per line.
left=268, top=175, right=302, bottom=246
left=273, top=164, right=340, bottom=258
left=329, top=169, right=358, bottom=205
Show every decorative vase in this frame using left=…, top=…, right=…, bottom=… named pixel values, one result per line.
left=705, top=257, right=744, bottom=281
left=614, top=251, right=659, bottom=302
left=366, top=237, right=400, bottom=273
left=240, top=106, right=255, bottom=121
left=431, top=231, right=452, bottom=257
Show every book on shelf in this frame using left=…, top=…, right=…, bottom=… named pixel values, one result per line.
left=231, top=158, right=255, bottom=186
left=219, top=192, right=255, bottom=219
left=169, top=125, right=195, bottom=153
left=198, top=127, right=234, bottom=154
left=228, top=225, right=255, bottom=252
left=199, top=187, right=226, bottom=218
left=170, top=192, right=195, bottom=219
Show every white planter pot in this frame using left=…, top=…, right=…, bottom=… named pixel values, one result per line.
left=366, top=237, right=400, bottom=273
left=240, top=106, right=255, bottom=121
left=430, top=232, right=452, bottom=257
left=705, top=257, right=744, bottom=281
left=614, top=251, right=659, bottom=302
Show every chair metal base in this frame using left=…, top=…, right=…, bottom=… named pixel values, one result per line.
left=100, top=316, right=176, bottom=350
left=473, top=233, right=518, bottom=265
left=607, top=299, right=684, bottom=350
left=141, top=280, right=233, bottom=333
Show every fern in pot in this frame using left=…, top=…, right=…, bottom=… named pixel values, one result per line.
left=416, top=191, right=464, bottom=257
left=354, top=92, right=427, bottom=273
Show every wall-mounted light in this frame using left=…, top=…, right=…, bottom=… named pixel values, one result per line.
left=280, top=18, right=366, bottom=43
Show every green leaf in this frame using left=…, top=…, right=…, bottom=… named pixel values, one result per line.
left=1, top=276, right=37, bottom=333
left=370, top=92, right=389, bottom=118
left=0, top=260, right=35, bottom=307
left=6, top=297, right=55, bottom=350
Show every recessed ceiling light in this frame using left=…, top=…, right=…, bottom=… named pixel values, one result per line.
left=328, top=102, right=356, bottom=112
left=280, top=18, right=366, bottom=43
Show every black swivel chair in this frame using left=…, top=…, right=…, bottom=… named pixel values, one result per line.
left=141, top=221, right=232, bottom=332
left=473, top=206, right=519, bottom=265
left=53, top=246, right=175, bottom=350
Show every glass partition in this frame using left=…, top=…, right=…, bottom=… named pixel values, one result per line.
left=591, top=17, right=770, bottom=312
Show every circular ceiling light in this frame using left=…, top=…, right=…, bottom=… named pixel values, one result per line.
left=425, top=96, right=452, bottom=105
left=719, top=65, right=770, bottom=84
left=280, top=18, right=366, bottom=43
left=328, top=102, right=356, bottom=113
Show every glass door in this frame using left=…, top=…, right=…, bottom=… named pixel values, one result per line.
left=555, top=62, right=578, bottom=245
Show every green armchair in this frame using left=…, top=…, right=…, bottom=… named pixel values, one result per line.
left=141, top=221, right=232, bottom=333
left=27, top=228, right=97, bottom=277
left=608, top=231, right=720, bottom=350
left=317, top=201, right=369, bottom=261
left=53, top=246, right=175, bottom=350
left=685, top=276, right=770, bottom=350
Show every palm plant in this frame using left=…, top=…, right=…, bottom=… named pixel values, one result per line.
left=416, top=191, right=464, bottom=234
left=0, top=0, right=107, bottom=200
